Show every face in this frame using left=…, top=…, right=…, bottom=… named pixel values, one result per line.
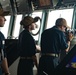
left=60, top=25, right=67, bottom=32
left=0, top=16, right=6, bottom=27
left=29, top=23, right=36, bottom=30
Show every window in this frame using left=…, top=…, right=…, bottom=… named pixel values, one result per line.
left=0, top=16, right=11, bottom=38
left=46, top=9, right=74, bottom=29
left=12, top=15, right=22, bottom=39
left=31, top=11, right=42, bottom=40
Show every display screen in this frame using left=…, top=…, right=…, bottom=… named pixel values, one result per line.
left=39, top=0, right=52, bottom=7
left=37, top=0, right=53, bottom=9
left=66, top=55, right=76, bottom=68
left=57, top=45, right=76, bottom=69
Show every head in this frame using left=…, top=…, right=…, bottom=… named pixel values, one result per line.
left=55, top=18, right=68, bottom=32
left=0, top=7, right=9, bottom=27
left=20, top=16, right=39, bottom=30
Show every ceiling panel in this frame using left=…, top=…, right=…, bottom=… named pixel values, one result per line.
left=0, top=0, right=11, bottom=11
left=15, top=0, right=33, bottom=14
left=0, top=0, right=33, bottom=15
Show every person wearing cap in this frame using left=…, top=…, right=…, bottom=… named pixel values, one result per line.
left=0, top=7, right=10, bottom=75
left=38, top=18, right=73, bottom=75
left=17, top=16, right=40, bottom=75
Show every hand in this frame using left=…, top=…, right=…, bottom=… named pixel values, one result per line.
left=68, top=32, right=74, bottom=41
left=5, top=73, right=10, bottom=75
left=36, top=45, right=41, bottom=52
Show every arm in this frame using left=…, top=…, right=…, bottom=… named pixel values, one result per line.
left=32, top=55, right=39, bottom=75
left=32, top=55, right=38, bottom=69
left=1, top=57, right=10, bottom=75
left=66, top=41, right=70, bottom=53
left=66, top=32, right=74, bottom=53
left=36, top=45, right=41, bottom=53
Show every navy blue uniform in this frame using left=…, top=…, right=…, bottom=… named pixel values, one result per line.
left=38, top=26, right=68, bottom=75
left=0, top=31, right=7, bottom=75
left=17, top=29, right=36, bottom=75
